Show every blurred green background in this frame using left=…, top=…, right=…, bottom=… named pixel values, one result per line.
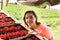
left=3, top=4, right=60, bottom=40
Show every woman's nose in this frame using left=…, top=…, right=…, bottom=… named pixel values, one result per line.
left=27, top=18, right=31, bottom=21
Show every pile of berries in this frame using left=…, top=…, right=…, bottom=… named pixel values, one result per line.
left=21, top=35, right=40, bottom=40
left=0, top=12, right=28, bottom=40
left=0, top=24, right=28, bottom=40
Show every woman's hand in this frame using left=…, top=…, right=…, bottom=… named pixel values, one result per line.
left=28, top=29, right=38, bottom=35
left=43, top=37, right=48, bottom=40
left=0, top=38, right=3, bottom=40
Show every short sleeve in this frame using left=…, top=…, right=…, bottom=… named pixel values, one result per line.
left=43, top=27, right=53, bottom=40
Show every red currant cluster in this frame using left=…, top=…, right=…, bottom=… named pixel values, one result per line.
left=21, top=35, right=40, bottom=40
left=0, top=13, right=6, bottom=19
left=0, top=12, right=28, bottom=40
left=0, top=24, right=28, bottom=40
left=0, top=13, right=15, bottom=26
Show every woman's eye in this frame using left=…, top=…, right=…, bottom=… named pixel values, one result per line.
left=30, top=16, right=33, bottom=19
left=25, top=16, right=33, bottom=19
left=25, top=17, right=28, bottom=19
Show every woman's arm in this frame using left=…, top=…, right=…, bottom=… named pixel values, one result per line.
left=43, top=27, right=53, bottom=40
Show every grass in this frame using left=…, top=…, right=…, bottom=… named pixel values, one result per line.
left=3, top=4, right=60, bottom=40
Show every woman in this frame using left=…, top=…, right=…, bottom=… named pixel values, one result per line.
left=6, top=0, right=9, bottom=6
left=23, top=10, right=53, bottom=40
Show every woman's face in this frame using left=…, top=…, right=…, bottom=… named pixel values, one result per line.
left=25, top=13, right=36, bottom=27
